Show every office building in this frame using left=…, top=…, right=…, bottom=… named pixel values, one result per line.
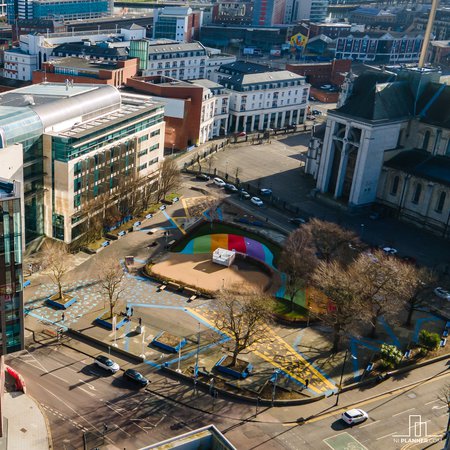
left=212, top=0, right=254, bottom=25
left=6, top=0, right=112, bottom=24
left=252, top=0, right=286, bottom=26
left=129, top=40, right=235, bottom=81
left=214, top=61, right=309, bottom=132
left=334, top=31, right=424, bottom=63
left=153, top=7, right=202, bottom=43
left=0, top=83, right=165, bottom=245
left=3, top=26, right=145, bottom=81
left=127, top=75, right=230, bottom=149
left=297, top=0, right=328, bottom=22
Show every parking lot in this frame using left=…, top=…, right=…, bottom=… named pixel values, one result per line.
left=206, top=132, right=315, bottom=208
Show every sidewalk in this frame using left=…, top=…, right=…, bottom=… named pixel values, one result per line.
left=1, top=392, right=49, bottom=450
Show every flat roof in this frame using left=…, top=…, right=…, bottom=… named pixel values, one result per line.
left=47, top=56, right=120, bottom=71
left=191, top=79, right=223, bottom=89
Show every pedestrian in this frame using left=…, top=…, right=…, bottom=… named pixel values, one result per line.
left=305, top=379, right=309, bottom=389
left=138, top=317, right=142, bottom=326
left=130, top=307, right=134, bottom=317
left=61, top=312, right=65, bottom=322
left=265, top=217, right=269, bottom=223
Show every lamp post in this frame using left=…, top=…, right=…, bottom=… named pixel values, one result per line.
left=335, top=349, right=348, bottom=406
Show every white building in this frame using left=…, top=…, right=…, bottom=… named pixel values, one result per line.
left=3, top=26, right=146, bottom=81
left=213, top=61, right=309, bottom=133
left=153, top=6, right=203, bottom=42
left=129, top=40, right=236, bottom=81
left=297, top=0, right=329, bottom=22
left=306, top=67, right=450, bottom=238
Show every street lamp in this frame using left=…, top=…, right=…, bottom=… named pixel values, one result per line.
left=335, top=349, right=357, bottom=406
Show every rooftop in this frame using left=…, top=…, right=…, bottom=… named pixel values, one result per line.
left=146, top=41, right=205, bottom=54
left=44, top=56, right=123, bottom=71
left=219, top=60, right=276, bottom=75
left=385, top=150, right=450, bottom=187
left=190, top=79, right=223, bottom=89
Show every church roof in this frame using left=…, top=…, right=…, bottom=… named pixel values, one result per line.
left=385, top=149, right=450, bottom=187
left=417, top=82, right=450, bottom=129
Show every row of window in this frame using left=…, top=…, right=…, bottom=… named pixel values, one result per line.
left=391, top=176, right=447, bottom=213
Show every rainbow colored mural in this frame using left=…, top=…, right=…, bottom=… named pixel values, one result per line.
left=179, top=234, right=275, bottom=267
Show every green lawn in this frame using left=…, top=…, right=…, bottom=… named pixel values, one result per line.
left=273, top=298, right=308, bottom=320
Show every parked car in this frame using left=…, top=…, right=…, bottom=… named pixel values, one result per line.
left=213, top=177, right=226, bottom=187
left=382, top=247, right=398, bottom=255
left=224, top=183, right=238, bottom=193
left=259, top=188, right=272, bottom=196
left=434, top=287, right=450, bottom=300
left=195, top=173, right=210, bottom=181
left=289, top=217, right=306, bottom=226
left=123, top=369, right=149, bottom=387
left=94, top=355, right=120, bottom=373
left=311, top=109, right=322, bottom=116
left=239, top=189, right=251, bottom=199
left=251, top=197, right=264, bottom=207
left=341, top=409, right=368, bottom=426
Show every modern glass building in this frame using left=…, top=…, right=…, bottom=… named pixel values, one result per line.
left=0, top=179, right=24, bottom=354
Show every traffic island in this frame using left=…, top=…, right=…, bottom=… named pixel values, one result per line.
left=45, top=294, right=77, bottom=310
left=152, top=332, right=187, bottom=353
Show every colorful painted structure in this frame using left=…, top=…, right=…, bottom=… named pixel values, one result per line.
left=180, top=234, right=275, bottom=268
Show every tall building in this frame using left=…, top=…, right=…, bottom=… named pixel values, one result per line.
left=284, top=0, right=298, bottom=23
left=153, top=7, right=203, bottom=43
left=252, top=0, right=286, bottom=26
left=6, top=0, right=112, bottom=24
left=305, top=67, right=450, bottom=238
left=297, top=0, right=329, bottom=22
left=0, top=83, right=165, bottom=245
left=0, top=179, right=24, bottom=355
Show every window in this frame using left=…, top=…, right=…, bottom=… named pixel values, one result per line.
left=149, top=157, right=159, bottom=165
left=74, top=178, right=82, bottom=192
left=138, top=162, right=148, bottom=171
left=150, top=129, right=160, bottom=137
left=149, top=143, right=159, bottom=152
left=435, top=191, right=446, bottom=213
left=138, top=149, right=148, bottom=157
left=422, top=130, right=431, bottom=150
left=73, top=194, right=81, bottom=208
left=139, top=135, right=148, bottom=143
left=412, top=183, right=422, bottom=204
left=391, top=176, right=399, bottom=196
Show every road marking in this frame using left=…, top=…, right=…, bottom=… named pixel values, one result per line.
left=297, top=371, right=450, bottom=426
left=432, top=405, right=447, bottom=410
left=78, top=379, right=96, bottom=391
left=376, top=432, right=397, bottom=440
left=78, top=387, right=96, bottom=398
left=425, top=399, right=440, bottom=405
left=393, top=408, right=415, bottom=417
left=360, top=420, right=380, bottom=428
left=116, top=425, right=131, bottom=437
left=323, top=432, right=368, bottom=450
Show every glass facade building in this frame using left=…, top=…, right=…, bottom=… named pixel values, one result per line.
left=0, top=179, right=24, bottom=354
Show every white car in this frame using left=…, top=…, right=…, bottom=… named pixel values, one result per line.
left=213, top=177, right=226, bottom=187
left=382, top=247, right=398, bottom=255
left=434, top=287, right=450, bottom=300
left=251, top=197, right=264, bottom=207
left=94, top=355, right=120, bottom=373
left=342, top=409, right=369, bottom=426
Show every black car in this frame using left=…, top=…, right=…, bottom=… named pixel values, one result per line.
left=224, top=183, right=238, bottom=193
left=289, top=217, right=306, bottom=226
left=195, top=173, right=210, bottom=181
left=123, top=369, right=149, bottom=387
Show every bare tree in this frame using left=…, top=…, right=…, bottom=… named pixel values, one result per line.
left=213, top=287, right=273, bottom=367
left=40, top=241, right=72, bottom=300
left=312, top=260, right=361, bottom=353
left=279, top=227, right=318, bottom=312
left=304, top=219, right=361, bottom=264
left=352, top=251, right=417, bottom=338
left=97, top=258, right=125, bottom=319
left=405, top=267, right=435, bottom=327
left=156, top=158, right=181, bottom=202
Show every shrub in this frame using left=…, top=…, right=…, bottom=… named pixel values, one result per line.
left=418, top=329, right=441, bottom=351
left=380, top=343, right=403, bottom=369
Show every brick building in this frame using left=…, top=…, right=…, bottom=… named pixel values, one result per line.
left=32, top=57, right=139, bottom=86
left=286, top=59, right=351, bottom=86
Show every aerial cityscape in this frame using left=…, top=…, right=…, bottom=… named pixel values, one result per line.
left=0, top=0, right=448, bottom=448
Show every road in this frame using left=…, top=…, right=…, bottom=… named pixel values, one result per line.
left=8, top=340, right=450, bottom=450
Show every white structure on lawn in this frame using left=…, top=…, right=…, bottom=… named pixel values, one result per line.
left=212, top=248, right=236, bottom=267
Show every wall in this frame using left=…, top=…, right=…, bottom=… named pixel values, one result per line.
left=126, top=77, right=203, bottom=149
